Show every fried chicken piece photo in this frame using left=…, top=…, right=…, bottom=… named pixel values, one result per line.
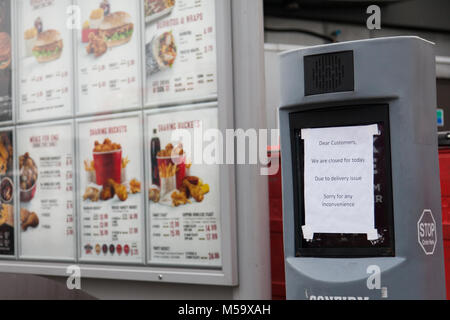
left=100, top=182, right=115, bottom=201
left=0, top=204, right=12, bottom=226
left=0, top=139, right=10, bottom=175
left=20, top=208, right=39, bottom=231
left=130, top=179, right=141, bottom=194
left=171, top=190, right=191, bottom=207
left=182, top=176, right=210, bottom=203
left=86, top=32, right=107, bottom=57
left=83, top=187, right=100, bottom=202
left=107, top=179, right=128, bottom=202
left=149, top=188, right=160, bottom=203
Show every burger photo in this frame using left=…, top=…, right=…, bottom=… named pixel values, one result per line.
left=32, top=29, right=63, bottom=63
left=98, top=11, right=134, bottom=48
left=0, top=32, right=11, bottom=70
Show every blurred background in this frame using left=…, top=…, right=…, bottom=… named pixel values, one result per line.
left=262, top=0, right=450, bottom=134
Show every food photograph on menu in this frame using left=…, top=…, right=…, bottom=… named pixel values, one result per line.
left=0, top=0, right=12, bottom=122
left=144, top=0, right=218, bottom=106
left=0, top=130, right=14, bottom=256
left=77, top=0, right=141, bottom=114
left=146, top=107, right=222, bottom=266
left=18, top=0, right=73, bottom=122
left=77, top=114, right=144, bottom=263
left=17, top=123, right=76, bottom=261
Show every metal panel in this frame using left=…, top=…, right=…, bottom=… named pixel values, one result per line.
left=230, top=0, right=271, bottom=299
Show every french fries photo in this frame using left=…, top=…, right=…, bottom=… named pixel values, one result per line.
left=159, top=162, right=177, bottom=179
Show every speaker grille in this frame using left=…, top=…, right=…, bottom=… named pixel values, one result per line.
left=304, top=51, right=354, bottom=96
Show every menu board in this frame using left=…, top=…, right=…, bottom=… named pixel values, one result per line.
left=144, top=0, right=217, bottom=106
left=76, top=0, right=141, bottom=114
left=17, top=122, right=75, bottom=261
left=0, top=0, right=12, bottom=122
left=18, top=0, right=74, bottom=122
left=78, top=113, right=144, bottom=263
left=0, top=130, right=14, bottom=256
left=146, top=106, right=222, bottom=266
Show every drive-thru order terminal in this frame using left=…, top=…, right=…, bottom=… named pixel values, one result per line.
left=279, top=37, right=446, bottom=300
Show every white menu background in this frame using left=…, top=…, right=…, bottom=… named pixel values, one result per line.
left=144, top=0, right=217, bottom=106
left=76, top=0, right=141, bottom=114
left=18, top=122, right=76, bottom=260
left=18, top=0, right=73, bottom=122
left=146, top=107, right=222, bottom=267
left=78, top=114, right=144, bottom=263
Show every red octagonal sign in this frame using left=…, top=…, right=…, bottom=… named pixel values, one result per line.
left=417, top=209, right=437, bottom=255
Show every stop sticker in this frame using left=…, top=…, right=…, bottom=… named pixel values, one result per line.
left=417, top=210, right=437, bottom=255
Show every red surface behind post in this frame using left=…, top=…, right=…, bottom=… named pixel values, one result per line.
left=268, top=147, right=286, bottom=300
left=438, top=148, right=450, bottom=299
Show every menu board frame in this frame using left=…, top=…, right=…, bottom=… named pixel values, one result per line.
left=0, top=126, right=16, bottom=259
left=0, top=0, right=238, bottom=286
left=0, top=0, right=15, bottom=126
left=17, top=119, right=77, bottom=263
left=15, top=0, right=76, bottom=125
left=73, top=0, right=143, bottom=117
left=141, top=0, right=219, bottom=109
left=75, top=111, right=146, bottom=266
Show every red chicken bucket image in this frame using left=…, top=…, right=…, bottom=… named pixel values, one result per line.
left=93, top=149, right=122, bottom=186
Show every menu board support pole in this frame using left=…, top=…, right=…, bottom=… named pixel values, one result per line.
left=230, top=0, right=271, bottom=300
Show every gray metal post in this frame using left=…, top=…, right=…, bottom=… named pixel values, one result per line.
left=231, top=0, right=272, bottom=300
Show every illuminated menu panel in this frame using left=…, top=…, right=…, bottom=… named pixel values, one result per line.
left=76, top=0, right=141, bottom=114
left=0, top=0, right=12, bottom=122
left=18, top=122, right=76, bottom=261
left=146, top=106, right=222, bottom=267
left=0, top=129, right=14, bottom=256
left=77, top=113, right=144, bottom=263
left=144, top=0, right=217, bottom=106
left=18, top=0, right=74, bottom=122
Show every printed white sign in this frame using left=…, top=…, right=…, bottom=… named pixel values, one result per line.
left=301, top=124, right=379, bottom=240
